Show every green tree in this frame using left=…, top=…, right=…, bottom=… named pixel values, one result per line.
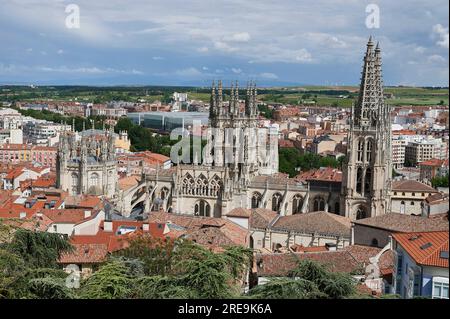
left=7, top=229, right=73, bottom=269
left=79, top=260, right=133, bottom=299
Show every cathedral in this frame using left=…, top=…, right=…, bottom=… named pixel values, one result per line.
left=56, top=37, right=391, bottom=221
left=122, top=37, right=391, bottom=220
left=57, top=126, right=119, bottom=198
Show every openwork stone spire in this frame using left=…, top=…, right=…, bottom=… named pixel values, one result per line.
left=354, top=36, right=386, bottom=130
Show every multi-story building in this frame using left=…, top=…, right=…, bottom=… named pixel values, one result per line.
left=31, top=146, right=57, bottom=168
left=392, top=231, right=449, bottom=299
left=392, top=136, right=406, bottom=169
left=0, top=143, right=32, bottom=164
left=405, top=137, right=448, bottom=166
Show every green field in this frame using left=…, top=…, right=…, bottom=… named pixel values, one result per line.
left=0, top=85, right=448, bottom=107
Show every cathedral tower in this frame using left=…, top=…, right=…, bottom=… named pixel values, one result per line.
left=341, top=37, right=392, bottom=220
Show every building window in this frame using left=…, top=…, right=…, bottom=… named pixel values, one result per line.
left=400, top=201, right=406, bottom=214
left=356, top=206, right=366, bottom=220
left=366, top=139, right=373, bottom=162
left=251, top=192, right=262, bottom=209
left=90, top=173, right=99, bottom=187
left=356, top=167, right=363, bottom=194
left=313, top=197, right=325, bottom=212
left=410, top=201, right=415, bottom=206
left=432, top=279, right=449, bottom=299
left=194, top=200, right=210, bottom=217
left=292, top=194, right=303, bottom=214
left=371, top=238, right=379, bottom=247
left=272, top=193, right=282, bottom=212
left=364, top=168, right=372, bottom=196
left=357, top=139, right=364, bottom=162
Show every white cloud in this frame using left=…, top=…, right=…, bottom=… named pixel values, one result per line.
left=223, top=32, right=251, bottom=42
left=427, top=54, right=446, bottom=64
left=432, top=24, right=449, bottom=49
left=213, top=41, right=238, bottom=53
left=152, top=56, right=164, bottom=60
left=57, top=49, right=64, bottom=54
left=231, top=68, right=242, bottom=74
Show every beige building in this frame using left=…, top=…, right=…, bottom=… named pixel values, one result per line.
left=392, top=136, right=406, bottom=169
left=405, top=138, right=448, bottom=166
left=390, top=180, right=439, bottom=215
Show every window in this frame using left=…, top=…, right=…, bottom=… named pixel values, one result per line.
left=292, top=194, right=303, bottom=214
left=272, top=193, right=282, bottom=212
left=400, top=201, right=406, bottom=214
left=364, top=168, right=372, bottom=196
left=90, top=173, right=99, bottom=187
left=251, top=192, right=262, bottom=209
left=194, top=200, right=210, bottom=217
left=410, top=202, right=415, bottom=206
left=313, top=197, right=325, bottom=212
left=371, top=238, right=379, bottom=247
left=366, top=139, right=373, bottom=162
left=357, top=139, right=364, bottom=162
left=356, top=167, right=363, bottom=194
left=432, top=279, right=449, bottom=299
left=356, top=206, right=366, bottom=220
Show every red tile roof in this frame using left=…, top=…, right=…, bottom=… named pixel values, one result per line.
left=391, top=180, right=437, bottom=193
left=295, top=167, right=342, bottom=183
left=393, top=231, right=449, bottom=268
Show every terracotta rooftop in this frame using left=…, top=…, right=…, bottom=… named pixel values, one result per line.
left=59, top=243, right=108, bottom=264
left=249, top=208, right=279, bottom=229
left=391, top=180, right=438, bottom=193
left=148, top=211, right=248, bottom=247
left=393, top=231, right=449, bottom=268
left=295, top=167, right=342, bottom=183
left=256, top=244, right=394, bottom=277
left=354, top=213, right=449, bottom=233
left=271, top=211, right=351, bottom=238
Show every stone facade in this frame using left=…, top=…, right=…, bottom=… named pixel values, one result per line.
left=341, top=37, right=392, bottom=220
left=57, top=127, right=118, bottom=199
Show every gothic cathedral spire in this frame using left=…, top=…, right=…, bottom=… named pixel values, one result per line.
left=341, top=37, right=392, bottom=220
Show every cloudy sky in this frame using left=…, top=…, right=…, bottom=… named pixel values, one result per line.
left=0, top=0, right=448, bottom=86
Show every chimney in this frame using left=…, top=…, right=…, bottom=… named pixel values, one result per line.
left=142, top=223, right=149, bottom=232
left=325, top=243, right=337, bottom=251
left=19, top=212, right=26, bottom=219
left=104, top=221, right=113, bottom=232
left=84, top=210, right=92, bottom=218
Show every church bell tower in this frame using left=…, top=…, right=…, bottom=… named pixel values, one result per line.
left=341, top=37, right=392, bottom=220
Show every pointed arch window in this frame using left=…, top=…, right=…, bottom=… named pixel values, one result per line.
left=195, top=175, right=208, bottom=196
left=251, top=192, right=262, bottom=209
left=292, top=194, right=304, bottom=214
left=356, top=206, right=367, bottom=220
left=366, top=139, right=373, bottom=162
left=357, top=139, right=364, bottom=162
left=182, top=174, right=195, bottom=195
left=364, top=168, right=372, bottom=196
left=313, top=196, right=326, bottom=212
left=160, top=187, right=169, bottom=201
left=209, top=175, right=222, bottom=197
left=194, top=200, right=211, bottom=217
left=356, top=167, right=363, bottom=194
left=272, top=193, right=282, bottom=212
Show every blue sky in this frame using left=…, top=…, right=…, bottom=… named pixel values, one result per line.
left=0, top=0, right=448, bottom=86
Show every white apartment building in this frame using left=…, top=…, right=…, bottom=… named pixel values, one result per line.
left=405, top=137, right=448, bottom=166
left=392, top=136, right=406, bottom=169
